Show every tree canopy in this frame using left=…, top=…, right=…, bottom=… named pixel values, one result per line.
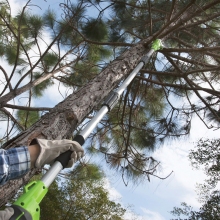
left=40, top=163, right=126, bottom=220
left=170, top=138, right=220, bottom=220
left=1, top=0, right=220, bottom=205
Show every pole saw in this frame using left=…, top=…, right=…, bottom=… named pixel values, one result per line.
left=9, top=39, right=162, bottom=220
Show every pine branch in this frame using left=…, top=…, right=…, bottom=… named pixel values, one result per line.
left=141, top=66, right=220, bottom=77
left=151, top=0, right=197, bottom=40
left=167, top=0, right=177, bottom=22
left=165, top=52, right=215, bottom=68
left=0, top=65, right=13, bottom=92
left=0, top=59, right=79, bottom=107
left=0, top=1, right=33, bottom=96
left=161, top=46, right=220, bottom=54
left=165, top=54, right=220, bottom=124
left=0, top=108, right=25, bottom=131
left=69, top=25, right=133, bottom=47
left=123, top=79, right=142, bottom=158
left=177, top=7, right=220, bottom=31
left=4, top=104, right=51, bottom=111
left=111, top=0, right=167, bottom=13
left=135, top=76, right=220, bottom=96
left=147, top=0, right=152, bottom=35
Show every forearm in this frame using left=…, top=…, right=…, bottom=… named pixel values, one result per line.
left=28, top=144, right=40, bottom=168
left=0, top=147, right=31, bottom=185
left=0, top=143, right=40, bottom=185
left=0, top=138, right=83, bottom=185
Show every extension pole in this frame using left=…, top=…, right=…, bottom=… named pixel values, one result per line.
left=42, top=41, right=161, bottom=188
left=10, top=39, right=162, bottom=220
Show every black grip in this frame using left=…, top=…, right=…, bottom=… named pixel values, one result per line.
left=10, top=205, right=32, bottom=220
left=55, top=135, right=85, bottom=169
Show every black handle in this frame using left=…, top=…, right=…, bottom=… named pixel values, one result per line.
left=9, top=205, right=32, bottom=220
left=55, top=135, right=85, bottom=168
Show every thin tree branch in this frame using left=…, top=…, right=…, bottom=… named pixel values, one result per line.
left=4, top=104, right=51, bottom=111
left=0, top=108, right=25, bottom=131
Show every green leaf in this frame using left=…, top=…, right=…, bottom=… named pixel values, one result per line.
left=82, top=18, right=108, bottom=41
left=87, top=145, right=98, bottom=154
left=132, top=128, right=156, bottom=151
left=71, top=163, right=104, bottom=181
left=14, top=11, right=30, bottom=39
left=0, top=43, right=5, bottom=56
left=87, top=44, right=111, bottom=62
left=64, top=61, right=99, bottom=86
left=42, top=52, right=59, bottom=71
left=43, top=10, right=56, bottom=29
left=28, top=15, right=44, bottom=38
left=16, top=110, right=39, bottom=129
left=5, top=45, right=18, bottom=65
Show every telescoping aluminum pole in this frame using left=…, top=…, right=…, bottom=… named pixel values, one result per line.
left=41, top=39, right=163, bottom=187
left=10, top=39, right=162, bottom=220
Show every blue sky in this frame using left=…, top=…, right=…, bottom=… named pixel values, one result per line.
left=3, top=1, right=219, bottom=219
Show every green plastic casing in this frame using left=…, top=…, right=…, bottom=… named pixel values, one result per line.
left=11, top=181, right=48, bottom=220
left=151, top=39, right=163, bottom=51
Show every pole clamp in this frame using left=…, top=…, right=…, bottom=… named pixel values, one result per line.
left=102, top=91, right=119, bottom=111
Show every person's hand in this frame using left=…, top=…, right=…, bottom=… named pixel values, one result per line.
left=34, top=139, right=84, bottom=168
left=0, top=207, right=14, bottom=220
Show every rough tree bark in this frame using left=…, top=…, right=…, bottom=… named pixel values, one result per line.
left=0, top=37, right=152, bottom=206
left=0, top=0, right=213, bottom=206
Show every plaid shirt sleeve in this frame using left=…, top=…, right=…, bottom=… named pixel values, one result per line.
left=0, top=146, right=31, bottom=185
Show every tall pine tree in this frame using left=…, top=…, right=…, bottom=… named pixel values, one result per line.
left=1, top=0, right=220, bottom=206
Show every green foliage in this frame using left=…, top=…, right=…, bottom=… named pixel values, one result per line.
left=189, top=138, right=220, bottom=188
left=170, top=192, right=220, bottom=220
left=43, top=9, right=56, bottom=29
left=82, top=18, right=108, bottom=41
left=144, top=89, right=165, bottom=118
left=14, top=12, right=30, bottom=39
left=39, top=164, right=126, bottom=220
left=111, top=0, right=127, bottom=16
left=28, top=15, right=44, bottom=38
left=5, top=45, right=18, bottom=65
left=2, top=0, right=220, bottom=189
left=32, top=72, right=54, bottom=97
left=108, top=28, right=127, bottom=43
left=170, top=202, right=196, bottom=219
left=0, top=43, right=5, bottom=56
left=207, top=109, right=220, bottom=124
left=40, top=180, right=65, bottom=220
left=58, top=20, right=79, bottom=45
left=42, top=52, right=59, bottom=71
left=65, top=3, right=86, bottom=24
left=71, top=163, right=104, bottom=181
left=16, top=110, right=39, bottom=129
left=87, top=44, right=111, bottom=62
left=132, top=128, right=155, bottom=151
left=65, top=62, right=99, bottom=86
left=171, top=138, right=220, bottom=219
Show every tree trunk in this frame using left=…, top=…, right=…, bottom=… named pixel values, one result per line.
left=0, top=38, right=152, bottom=206
left=1, top=0, right=214, bottom=205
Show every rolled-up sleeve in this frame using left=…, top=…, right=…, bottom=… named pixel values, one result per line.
left=0, top=146, right=31, bottom=185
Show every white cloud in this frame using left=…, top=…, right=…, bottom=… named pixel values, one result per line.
left=8, top=0, right=27, bottom=15
left=123, top=208, right=165, bottom=220
left=123, top=210, right=144, bottom=220
left=141, top=208, right=165, bottom=220
left=149, top=115, right=220, bottom=214
left=103, top=177, right=122, bottom=201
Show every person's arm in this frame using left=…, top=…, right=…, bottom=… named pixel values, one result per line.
left=28, top=144, right=40, bottom=168
left=0, top=146, right=31, bottom=185
left=0, top=139, right=83, bottom=185
left=0, top=143, right=41, bottom=185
